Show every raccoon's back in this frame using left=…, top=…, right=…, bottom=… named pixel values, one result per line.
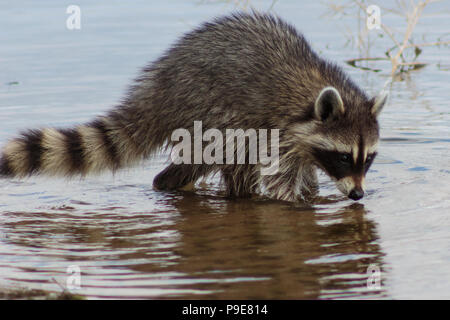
left=0, top=12, right=365, bottom=180
left=133, top=12, right=331, bottom=130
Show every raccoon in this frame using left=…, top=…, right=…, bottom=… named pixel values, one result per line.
left=0, top=12, right=387, bottom=202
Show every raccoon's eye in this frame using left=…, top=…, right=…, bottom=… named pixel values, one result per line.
left=364, top=152, right=377, bottom=173
left=366, top=153, right=377, bottom=164
left=339, top=154, right=352, bottom=164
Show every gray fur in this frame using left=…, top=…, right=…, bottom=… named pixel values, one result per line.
left=0, top=12, right=384, bottom=202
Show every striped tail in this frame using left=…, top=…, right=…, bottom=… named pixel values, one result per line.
left=0, top=113, right=148, bottom=178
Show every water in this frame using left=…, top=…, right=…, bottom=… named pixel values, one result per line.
left=0, top=0, right=449, bottom=299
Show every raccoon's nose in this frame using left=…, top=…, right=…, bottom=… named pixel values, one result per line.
left=348, top=188, right=364, bottom=200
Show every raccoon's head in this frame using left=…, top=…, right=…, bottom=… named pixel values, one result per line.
left=308, top=86, right=387, bottom=200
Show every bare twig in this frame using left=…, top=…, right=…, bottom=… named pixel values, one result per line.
left=403, top=40, right=450, bottom=48
left=391, top=0, right=430, bottom=75
left=328, top=0, right=447, bottom=77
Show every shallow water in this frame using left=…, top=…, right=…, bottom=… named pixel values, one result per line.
left=0, top=1, right=449, bottom=299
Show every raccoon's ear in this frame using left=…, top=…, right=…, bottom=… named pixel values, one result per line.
left=371, top=91, right=388, bottom=117
left=314, top=87, right=345, bottom=121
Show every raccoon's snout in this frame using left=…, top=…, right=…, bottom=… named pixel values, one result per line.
left=348, top=188, right=364, bottom=200
left=336, top=176, right=365, bottom=201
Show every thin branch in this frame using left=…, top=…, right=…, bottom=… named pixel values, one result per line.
left=404, top=40, right=450, bottom=48
left=391, top=0, right=430, bottom=74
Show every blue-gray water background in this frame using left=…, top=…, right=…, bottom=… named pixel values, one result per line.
left=0, top=0, right=449, bottom=299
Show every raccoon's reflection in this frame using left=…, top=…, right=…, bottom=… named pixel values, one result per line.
left=159, top=192, right=387, bottom=299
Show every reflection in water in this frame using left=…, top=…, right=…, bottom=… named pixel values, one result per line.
left=163, top=193, right=387, bottom=299
left=1, top=190, right=387, bottom=299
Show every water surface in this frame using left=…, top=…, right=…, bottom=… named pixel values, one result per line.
left=0, top=0, right=449, bottom=299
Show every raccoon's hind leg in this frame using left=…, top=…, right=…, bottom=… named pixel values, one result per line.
left=153, top=163, right=209, bottom=191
